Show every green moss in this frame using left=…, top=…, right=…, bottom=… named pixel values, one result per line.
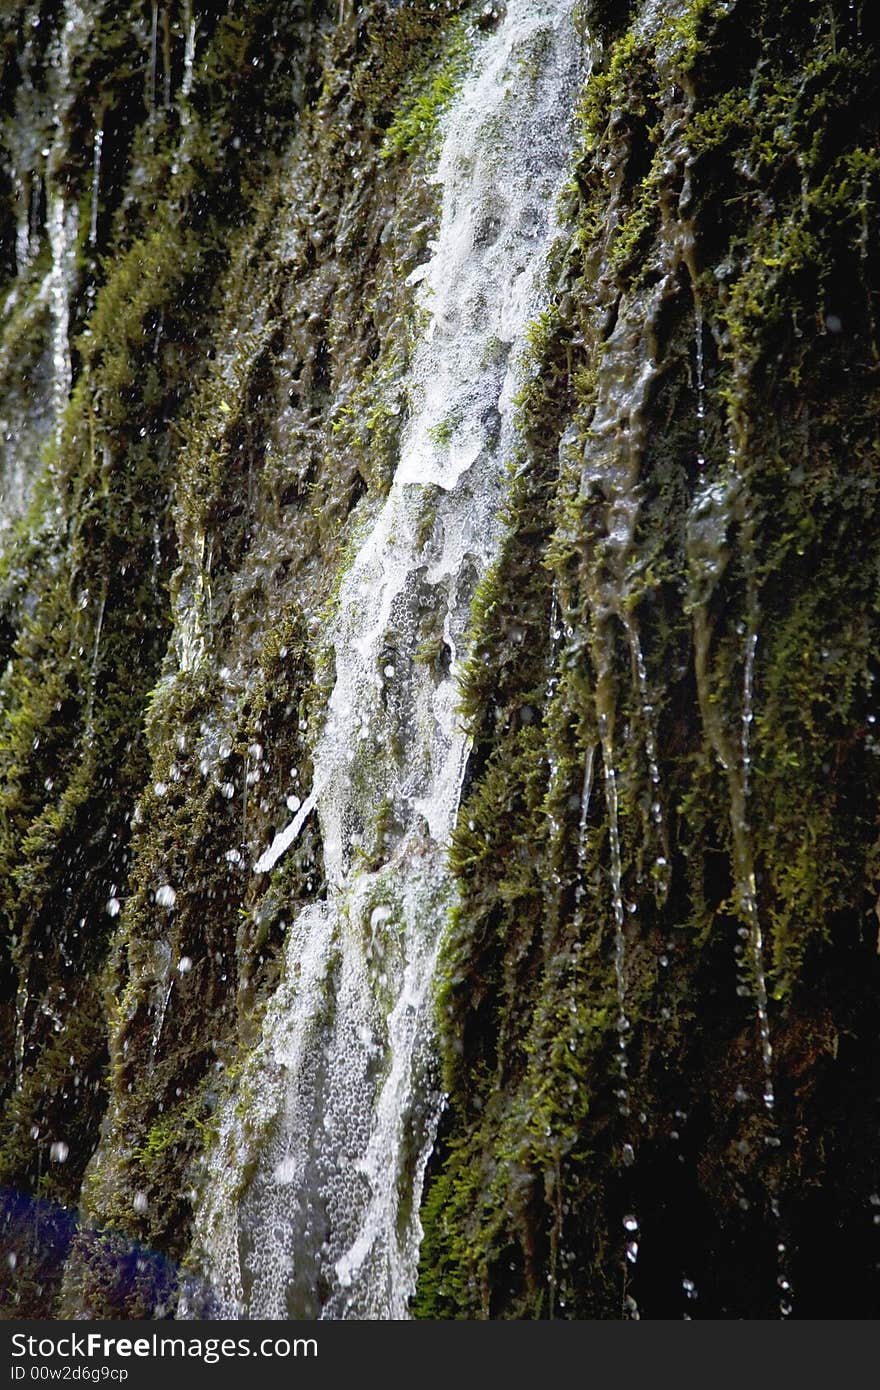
left=417, top=0, right=880, bottom=1319
left=3, top=0, right=879, bottom=1323
left=380, top=21, right=472, bottom=161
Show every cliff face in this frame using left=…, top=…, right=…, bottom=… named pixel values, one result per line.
left=0, top=0, right=878, bottom=1321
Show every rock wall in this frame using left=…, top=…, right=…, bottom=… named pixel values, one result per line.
left=0, top=0, right=877, bottom=1320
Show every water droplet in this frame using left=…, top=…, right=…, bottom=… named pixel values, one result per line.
left=106, top=896, right=121, bottom=917
left=156, top=884, right=177, bottom=909
left=177, top=956, right=192, bottom=974
left=623, top=1214, right=639, bottom=1232
left=49, top=1141, right=69, bottom=1163
left=133, top=1192, right=149, bottom=1214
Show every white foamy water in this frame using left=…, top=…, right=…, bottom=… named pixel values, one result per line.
left=183, top=1, right=584, bottom=1320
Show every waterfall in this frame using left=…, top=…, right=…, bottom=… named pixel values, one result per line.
left=0, top=1, right=91, bottom=532
left=46, top=0, right=90, bottom=430
left=183, top=0, right=583, bottom=1320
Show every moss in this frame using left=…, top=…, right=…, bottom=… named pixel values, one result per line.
left=14, top=0, right=483, bottom=1314
left=417, top=0, right=880, bottom=1319
left=380, top=20, right=472, bottom=161
left=2, top=0, right=879, bottom=1322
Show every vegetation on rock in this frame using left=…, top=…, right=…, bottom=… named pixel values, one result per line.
left=0, top=0, right=877, bottom=1320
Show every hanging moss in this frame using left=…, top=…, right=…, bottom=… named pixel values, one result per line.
left=1, top=0, right=878, bottom=1321
left=416, top=0, right=880, bottom=1320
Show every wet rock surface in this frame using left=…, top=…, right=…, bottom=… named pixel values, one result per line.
left=0, top=0, right=878, bottom=1320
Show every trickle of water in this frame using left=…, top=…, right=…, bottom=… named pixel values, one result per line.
left=182, top=0, right=197, bottom=99
left=183, top=1, right=584, bottom=1320
left=45, top=1, right=92, bottom=429
left=14, top=173, right=32, bottom=273
left=627, top=624, right=669, bottom=901
left=598, top=713, right=629, bottom=1112
left=89, top=127, right=104, bottom=247
left=572, top=742, right=597, bottom=926
left=738, top=623, right=775, bottom=1114
left=546, top=581, right=562, bottom=703
left=694, top=305, right=707, bottom=468
left=149, top=0, right=159, bottom=114
left=687, top=341, right=792, bottom=1315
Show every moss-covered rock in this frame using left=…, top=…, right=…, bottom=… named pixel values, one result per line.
left=0, top=0, right=877, bottom=1321
left=416, top=0, right=880, bottom=1320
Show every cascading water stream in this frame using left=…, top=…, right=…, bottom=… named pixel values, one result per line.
left=46, top=1, right=90, bottom=431
left=182, top=1, right=584, bottom=1320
